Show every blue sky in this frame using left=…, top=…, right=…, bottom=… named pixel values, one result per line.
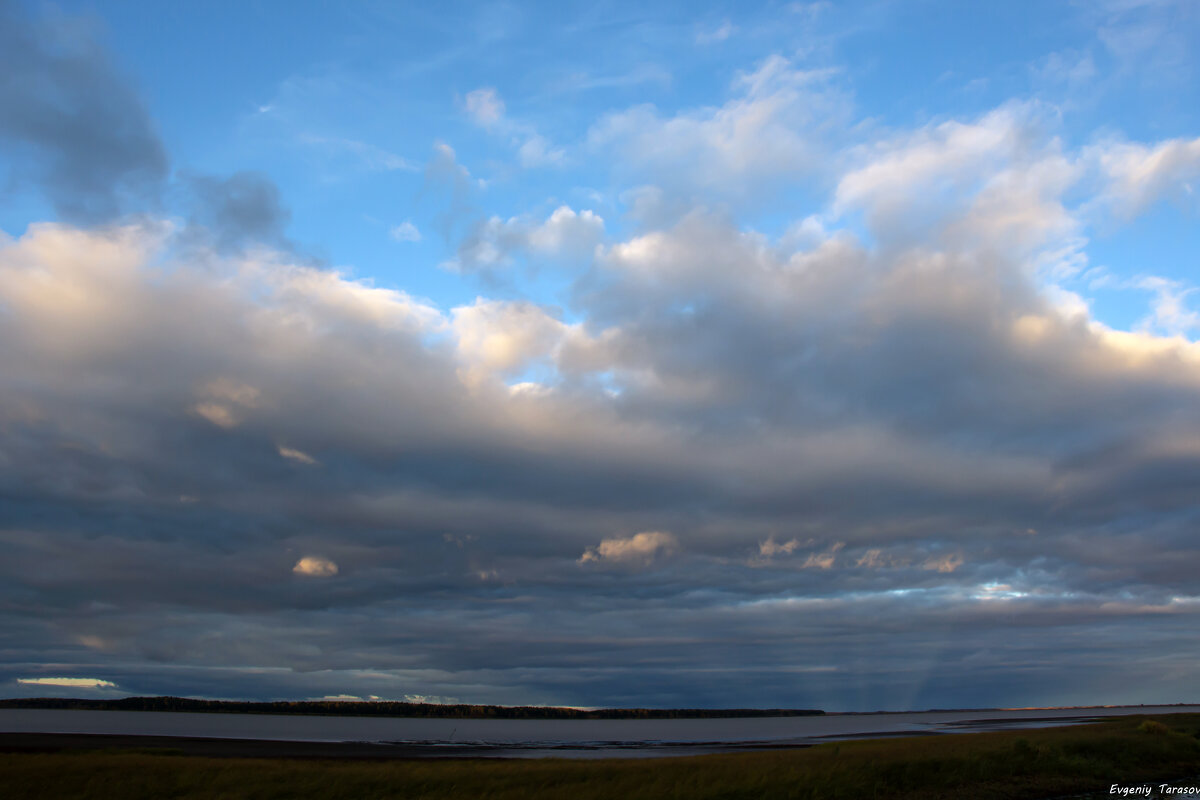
left=8, top=0, right=1195, bottom=321
left=1, top=0, right=1200, bottom=710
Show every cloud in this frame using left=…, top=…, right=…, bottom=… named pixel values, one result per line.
left=6, top=28, right=1200, bottom=710
left=588, top=55, right=846, bottom=197
left=77, top=634, right=111, bottom=651
left=548, top=64, right=673, bottom=94
left=293, top=556, right=338, bottom=577
left=451, top=299, right=572, bottom=384
left=923, top=553, right=965, bottom=573
left=758, top=537, right=802, bottom=557
left=193, top=402, right=240, bottom=429
left=579, top=531, right=679, bottom=566
left=447, top=296, right=618, bottom=392
left=801, top=542, right=845, bottom=570
left=462, top=86, right=565, bottom=167
left=696, top=20, right=736, bottom=45
left=402, top=694, right=459, bottom=705
left=423, top=141, right=479, bottom=239
left=1032, top=49, right=1097, bottom=90
left=452, top=205, right=604, bottom=271
left=834, top=105, right=1084, bottom=262
left=463, top=87, right=505, bottom=128
left=18, top=677, right=116, bottom=688
left=834, top=109, right=1024, bottom=217
left=3, top=187, right=1200, bottom=664
left=202, top=378, right=262, bottom=407
left=191, top=379, right=263, bottom=429
left=855, top=549, right=885, bottom=569
left=184, top=171, right=292, bottom=252
left=1133, top=276, right=1200, bottom=337
left=1089, top=0, right=1198, bottom=79
left=755, top=538, right=847, bottom=568
left=390, top=221, right=422, bottom=243
left=1092, top=136, right=1200, bottom=217
left=517, top=134, right=566, bottom=168
left=527, top=206, right=605, bottom=255
left=0, top=1, right=168, bottom=222
left=278, top=445, right=318, bottom=465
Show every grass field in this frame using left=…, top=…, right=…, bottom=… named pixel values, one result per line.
left=3, top=714, right=1200, bottom=799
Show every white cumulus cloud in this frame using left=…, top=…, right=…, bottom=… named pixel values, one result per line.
left=293, top=556, right=339, bottom=577
left=579, top=531, right=679, bottom=567
left=453, top=205, right=604, bottom=271
left=589, top=55, right=846, bottom=195
left=1092, top=136, right=1200, bottom=218
left=18, top=677, right=116, bottom=688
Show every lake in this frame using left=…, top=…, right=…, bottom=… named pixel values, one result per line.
left=3, top=705, right=1197, bottom=758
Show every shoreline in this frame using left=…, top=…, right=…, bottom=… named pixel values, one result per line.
left=0, top=697, right=823, bottom=720
left=0, top=712, right=1128, bottom=761
left=0, top=731, right=815, bottom=760
left=0, top=732, right=459, bottom=760
left=4, top=705, right=1198, bottom=761
left=3, top=696, right=1195, bottom=720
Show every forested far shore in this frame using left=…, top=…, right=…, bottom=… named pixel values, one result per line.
left=0, top=696, right=825, bottom=719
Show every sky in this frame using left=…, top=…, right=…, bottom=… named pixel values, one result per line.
left=1, top=0, right=1199, bottom=712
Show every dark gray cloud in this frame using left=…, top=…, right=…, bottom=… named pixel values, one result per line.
left=0, top=0, right=168, bottom=223
left=2, top=192, right=1199, bottom=708
left=182, top=171, right=292, bottom=253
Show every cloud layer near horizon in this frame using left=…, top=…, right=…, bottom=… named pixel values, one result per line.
left=2, top=1, right=1200, bottom=711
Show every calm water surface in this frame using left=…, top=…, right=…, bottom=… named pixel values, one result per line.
left=3, top=705, right=1197, bottom=758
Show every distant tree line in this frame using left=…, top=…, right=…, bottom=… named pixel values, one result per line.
left=0, top=696, right=824, bottom=719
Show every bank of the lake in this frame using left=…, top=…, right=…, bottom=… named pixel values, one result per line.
left=3, top=704, right=1199, bottom=758
left=3, top=713, right=1200, bottom=799
left=0, top=697, right=824, bottom=719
